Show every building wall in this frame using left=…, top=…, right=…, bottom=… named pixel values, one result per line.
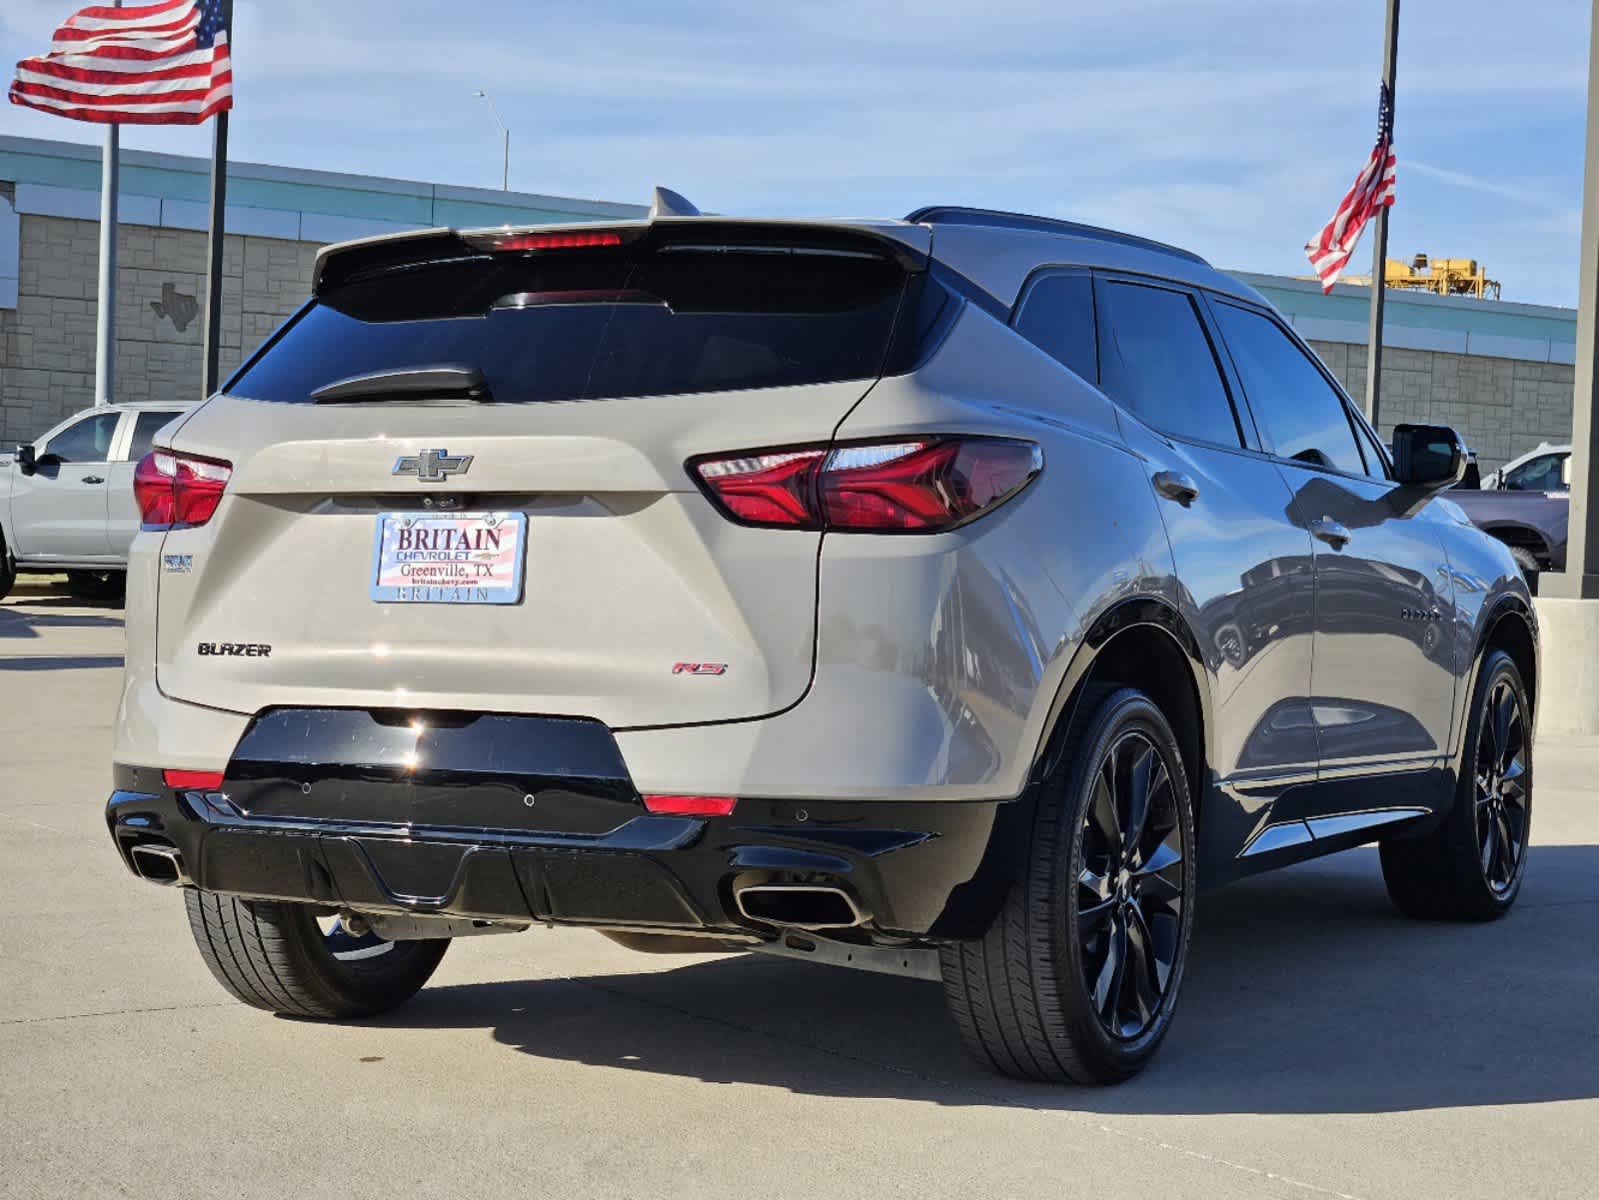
left=1307, top=340, right=1574, bottom=469
left=0, top=212, right=317, bottom=444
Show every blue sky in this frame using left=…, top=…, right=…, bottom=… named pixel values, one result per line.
left=0, top=1, right=1590, bottom=305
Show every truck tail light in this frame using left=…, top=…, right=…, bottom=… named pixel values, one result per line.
left=690, top=437, right=1041, bottom=532
left=134, top=450, right=232, bottom=530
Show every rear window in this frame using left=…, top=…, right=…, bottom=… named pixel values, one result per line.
left=228, top=246, right=918, bottom=404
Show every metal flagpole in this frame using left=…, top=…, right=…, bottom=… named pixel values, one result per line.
left=201, top=0, right=234, bottom=398
left=93, top=0, right=122, bottom=407
left=1364, top=0, right=1400, bottom=430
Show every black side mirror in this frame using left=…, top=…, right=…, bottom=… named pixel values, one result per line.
left=1392, top=424, right=1466, bottom=489
left=15, top=444, right=35, bottom=476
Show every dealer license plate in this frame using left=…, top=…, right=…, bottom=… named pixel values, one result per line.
left=371, top=512, right=527, bottom=605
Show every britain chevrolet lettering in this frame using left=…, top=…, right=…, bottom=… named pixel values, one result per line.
left=106, top=203, right=1537, bottom=1084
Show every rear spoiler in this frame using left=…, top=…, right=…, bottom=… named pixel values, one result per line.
left=312, top=216, right=932, bottom=295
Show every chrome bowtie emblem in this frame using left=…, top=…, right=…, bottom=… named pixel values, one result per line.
left=393, top=449, right=473, bottom=483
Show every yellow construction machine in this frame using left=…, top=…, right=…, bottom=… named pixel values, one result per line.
left=1344, top=253, right=1502, bottom=300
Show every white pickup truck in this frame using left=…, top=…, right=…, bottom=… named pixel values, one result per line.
left=0, top=402, right=193, bottom=601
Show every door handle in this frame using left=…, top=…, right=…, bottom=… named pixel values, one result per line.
left=1153, top=471, right=1199, bottom=505
left=82, top=475, right=105, bottom=485
left=1310, top=516, right=1350, bottom=549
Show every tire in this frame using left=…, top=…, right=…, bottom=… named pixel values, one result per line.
left=1379, top=649, right=1532, bottom=921
left=184, top=890, right=449, bottom=1019
left=0, top=533, right=14, bottom=602
left=65, top=569, right=125, bottom=603
left=940, top=686, right=1198, bottom=1084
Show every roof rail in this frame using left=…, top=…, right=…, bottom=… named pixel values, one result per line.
left=904, top=205, right=1209, bottom=267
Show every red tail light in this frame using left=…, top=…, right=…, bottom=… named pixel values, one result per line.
left=690, top=437, right=1041, bottom=532
left=468, top=230, right=625, bottom=252
left=642, top=794, right=738, bottom=816
left=134, top=450, right=232, bottom=530
left=163, top=769, right=224, bottom=790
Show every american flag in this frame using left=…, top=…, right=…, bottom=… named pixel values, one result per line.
left=1304, top=86, right=1397, bottom=293
left=8, top=0, right=232, bottom=126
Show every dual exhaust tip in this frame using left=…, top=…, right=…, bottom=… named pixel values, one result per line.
left=733, top=883, right=869, bottom=931
left=128, top=842, right=190, bottom=887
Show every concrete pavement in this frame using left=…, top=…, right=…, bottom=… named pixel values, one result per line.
left=2, top=579, right=1596, bottom=1200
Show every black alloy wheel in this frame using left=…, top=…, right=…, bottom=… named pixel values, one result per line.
left=940, top=685, right=1197, bottom=1084
left=1474, top=676, right=1529, bottom=895
left=1076, top=730, right=1186, bottom=1040
left=1380, top=648, right=1532, bottom=921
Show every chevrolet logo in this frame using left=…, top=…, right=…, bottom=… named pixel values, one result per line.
left=393, top=449, right=473, bottom=483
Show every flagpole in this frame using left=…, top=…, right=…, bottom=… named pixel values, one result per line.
left=93, top=0, right=122, bottom=407
left=1364, top=0, right=1400, bottom=430
left=201, top=0, right=233, bottom=399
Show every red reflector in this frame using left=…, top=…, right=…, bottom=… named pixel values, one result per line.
left=479, top=230, right=624, bottom=252
left=690, top=437, right=1042, bottom=532
left=163, top=769, right=225, bottom=790
left=642, top=794, right=738, bottom=817
left=134, top=450, right=232, bottom=531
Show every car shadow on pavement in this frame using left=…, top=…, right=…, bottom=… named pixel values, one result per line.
left=369, top=843, right=1599, bottom=1115
left=0, top=602, right=124, bottom=639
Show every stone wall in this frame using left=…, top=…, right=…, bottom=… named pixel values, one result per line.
left=1308, top=340, right=1574, bottom=471
left=0, top=212, right=317, bottom=445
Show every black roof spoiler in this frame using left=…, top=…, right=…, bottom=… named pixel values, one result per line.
left=313, top=213, right=931, bottom=295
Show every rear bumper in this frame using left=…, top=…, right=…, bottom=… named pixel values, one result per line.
left=106, top=710, right=1027, bottom=942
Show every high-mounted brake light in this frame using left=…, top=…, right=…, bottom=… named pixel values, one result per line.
left=472, top=230, right=625, bottom=252
left=163, top=769, right=225, bottom=791
left=642, top=794, right=738, bottom=817
left=690, top=437, right=1042, bottom=532
left=133, top=450, right=232, bottom=530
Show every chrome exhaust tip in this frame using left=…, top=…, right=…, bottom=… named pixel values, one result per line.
left=733, top=883, right=869, bottom=930
left=129, top=843, right=191, bottom=887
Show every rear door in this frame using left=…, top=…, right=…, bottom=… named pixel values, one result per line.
left=154, top=226, right=929, bottom=728
left=1207, top=299, right=1457, bottom=806
left=10, top=409, right=122, bottom=560
left=1091, top=274, right=1319, bottom=868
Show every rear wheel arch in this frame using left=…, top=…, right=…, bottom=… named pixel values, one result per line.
left=1035, top=599, right=1211, bottom=826
left=1482, top=523, right=1550, bottom=565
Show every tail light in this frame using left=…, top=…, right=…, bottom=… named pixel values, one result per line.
left=133, top=450, right=233, bottom=530
left=690, top=437, right=1042, bottom=532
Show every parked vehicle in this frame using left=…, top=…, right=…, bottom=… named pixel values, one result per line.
left=1449, top=442, right=1570, bottom=580
left=0, top=402, right=193, bottom=601
left=105, top=203, right=1537, bottom=1085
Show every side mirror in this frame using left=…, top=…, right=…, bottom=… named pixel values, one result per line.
left=1392, top=424, right=1466, bottom=489
left=15, top=444, right=35, bottom=476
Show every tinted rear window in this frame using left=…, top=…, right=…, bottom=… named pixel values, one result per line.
left=1098, top=281, right=1241, bottom=447
left=229, top=247, right=915, bottom=404
left=1013, top=271, right=1097, bottom=381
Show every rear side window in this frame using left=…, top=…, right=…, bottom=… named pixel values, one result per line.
left=228, top=247, right=913, bottom=405
left=1013, top=272, right=1097, bottom=381
left=127, top=411, right=184, bottom=461
left=1097, top=281, right=1241, bottom=447
left=1211, top=303, right=1366, bottom=476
